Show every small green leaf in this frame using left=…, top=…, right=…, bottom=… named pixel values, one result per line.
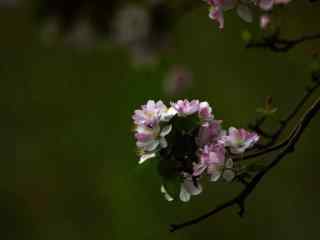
left=241, top=30, right=252, bottom=43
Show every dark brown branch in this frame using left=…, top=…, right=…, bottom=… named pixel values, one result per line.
left=170, top=96, right=320, bottom=232
left=246, top=32, right=320, bottom=53
left=245, top=73, right=320, bottom=160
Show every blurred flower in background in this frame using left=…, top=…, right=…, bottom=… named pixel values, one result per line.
left=260, top=14, right=271, bottom=30
left=64, top=20, right=98, bottom=49
left=0, top=0, right=19, bottom=8
left=36, top=0, right=174, bottom=66
left=163, top=65, right=193, bottom=96
left=112, top=1, right=173, bottom=66
left=37, top=0, right=117, bottom=49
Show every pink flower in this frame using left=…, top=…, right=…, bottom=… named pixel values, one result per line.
left=196, top=120, right=223, bottom=147
left=258, top=0, right=291, bottom=11
left=132, top=100, right=167, bottom=128
left=199, top=101, right=214, bottom=121
left=172, top=99, right=200, bottom=116
left=193, top=143, right=226, bottom=181
left=259, top=0, right=274, bottom=11
left=163, top=65, right=193, bottom=96
left=222, top=127, right=260, bottom=154
left=274, top=0, right=291, bottom=4
left=134, top=124, right=173, bottom=164
left=179, top=176, right=202, bottom=202
left=207, top=0, right=225, bottom=29
left=260, top=15, right=271, bottom=30
left=161, top=185, right=174, bottom=202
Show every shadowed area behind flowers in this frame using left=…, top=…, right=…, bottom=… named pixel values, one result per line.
left=2, top=1, right=320, bottom=240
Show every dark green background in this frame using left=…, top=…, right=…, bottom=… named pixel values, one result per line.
left=2, top=1, right=320, bottom=239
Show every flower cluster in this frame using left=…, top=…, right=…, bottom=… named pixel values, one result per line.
left=132, top=100, right=259, bottom=202
left=205, top=0, right=291, bottom=30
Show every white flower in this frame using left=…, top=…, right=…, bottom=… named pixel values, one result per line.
left=113, top=4, right=151, bottom=45
left=161, top=185, right=174, bottom=202
left=172, top=99, right=200, bottom=116
left=179, top=177, right=202, bottom=202
left=135, top=124, right=173, bottom=164
left=199, top=101, right=214, bottom=121
left=160, top=107, right=177, bottom=122
left=139, top=152, right=157, bottom=165
left=222, top=127, right=260, bottom=154
left=132, top=100, right=167, bottom=128
left=222, top=158, right=235, bottom=182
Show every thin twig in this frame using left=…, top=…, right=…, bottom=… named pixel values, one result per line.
left=246, top=32, right=320, bottom=53
left=247, top=73, right=320, bottom=156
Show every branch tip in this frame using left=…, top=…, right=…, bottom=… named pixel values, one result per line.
left=237, top=200, right=246, bottom=217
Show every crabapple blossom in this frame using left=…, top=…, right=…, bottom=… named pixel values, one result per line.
left=133, top=100, right=175, bottom=164
left=222, top=127, right=260, bottom=154
left=208, top=0, right=225, bottom=29
left=199, top=101, right=214, bottom=122
left=196, top=120, right=223, bottom=147
left=132, top=100, right=259, bottom=202
left=135, top=124, right=172, bottom=164
left=259, top=0, right=274, bottom=11
left=205, top=0, right=291, bottom=30
left=161, top=185, right=174, bottom=202
left=179, top=177, right=203, bottom=202
left=172, top=100, right=200, bottom=117
left=259, top=0, right=291, bottom=11
left=193, top=143, right=226, bottom=181
left=206, top=0, right=236, bottom=29
left=132, top=100, right=167, bottom=128
left=260, top=15, right=271, bottom=30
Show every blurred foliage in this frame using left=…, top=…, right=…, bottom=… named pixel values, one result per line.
left=1, top=1, right=320, bottom=240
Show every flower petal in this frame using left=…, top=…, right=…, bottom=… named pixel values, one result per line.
left=222, top=169, right=235, bottom=182
left=210, top=169, right=222, bottom=182
left=179, top=185, right=191, bottom=202
left=161, top=185, right=174, bottom=202
left=161, top=107, right=177, bottom=122
left=225, top=158, right=234, bottom=168
left=144, top=140, right=160, bottom=152
left=139, top=152, right=156, bottom=164
left=160, top=137, right=168, bottom=148
left=237, top=4, right=253, bottom=23
left=259, top=0, right=274, bottom=11
left=160, top=125, right=172, bottom=137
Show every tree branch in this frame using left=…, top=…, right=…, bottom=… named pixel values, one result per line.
left=246, top=32, right=320, bottom=53
left=170, top=96, right=320, bottom=232
left=245, top=72, right=320, bottom=160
